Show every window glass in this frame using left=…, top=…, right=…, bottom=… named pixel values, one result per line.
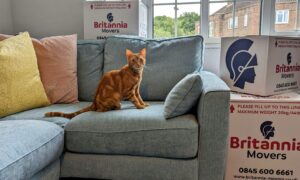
left=177, top=4, right=201, bottom=36
left=234, top=16, right=238, bottom=28
left=152, top=0, right=300, bottom=41
left=209, top=1, right=260, bottom=38
left=275, top=10, right=289, bottom=24
left=209, top=2, right=233, bottom=37
left=228, top=18, right=233, bottom=29
left=154, top=5, right=175, bottom=38
left=153, top=1, right=200, bottom=38
left=244, top=14, right=248, bottom=26
left=209, top=21, right=214, bottom=37
left=274, top=0, right=296, bottom=32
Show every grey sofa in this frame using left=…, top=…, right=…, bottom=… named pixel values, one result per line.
left=0, top=35, right=230, bottom=180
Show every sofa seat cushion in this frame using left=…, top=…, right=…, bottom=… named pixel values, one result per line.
left=65, top=102, right=199, bottom=159
left=1, top=102, right=90, bottom=128
left=0, top=120, right=64, bottom=180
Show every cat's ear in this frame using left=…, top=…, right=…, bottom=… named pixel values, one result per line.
left=126, top=49, right=133, bottom=58
left=139, top=48, right=146, bottom=58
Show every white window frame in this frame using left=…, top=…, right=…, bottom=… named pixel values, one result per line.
left=275, top=9, right=289, bottom=24
left=150, top=0, right=300, bottom=44
left=228, top=16, right=238, bottom=29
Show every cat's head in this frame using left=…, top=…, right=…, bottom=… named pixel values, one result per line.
left=126, top=48, right=146, bottom=73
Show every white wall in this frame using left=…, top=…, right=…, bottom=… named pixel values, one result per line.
left=7, top=0, right=221, bottom=75
left=203, top=45, right=221, bottom=76
left=11, top=0, right=154, bottom=40
left=11, top=0, right=84, bottom=39
left=0, top=0, right=13, bottom=34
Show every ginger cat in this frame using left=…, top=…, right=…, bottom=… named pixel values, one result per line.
left=45, top=48, right=148, bottom=119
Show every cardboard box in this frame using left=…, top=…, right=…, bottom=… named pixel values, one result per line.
left=225, top=92, right=300, bottom=180
left=220, top=36, right=300, bottom=96
left=84, top=1, right=148, bottom=40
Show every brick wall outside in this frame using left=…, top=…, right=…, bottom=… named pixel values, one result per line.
left=207, top=1, right=297, bottom=37
left=275, top=2, right=297, bottom=32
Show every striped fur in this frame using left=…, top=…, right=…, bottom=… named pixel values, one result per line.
left=45, top=48, right=148, bottom=119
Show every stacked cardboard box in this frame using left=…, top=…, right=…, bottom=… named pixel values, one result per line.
left=84, top=1, right=148, bottom=40
left=220, top=36, right=300, bottom=180
left=225, top=92, right=300, bottom=180
left=220, top=36, right=300, bottom=96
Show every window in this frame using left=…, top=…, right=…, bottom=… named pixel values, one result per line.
left=151, top=0, right=299, bottom=42
left=275, top=10, right=289, bottom=24
left=228, top=18, right=233, bottom=29
left=153, top=0, right=201, bottom=38
left=244, top=14, right=248, bottom=27
left=272, top=0, right=299, bottom=34
left=228, top=16, right=238, bottom=29
left=208, top=0, right=260, bottom=39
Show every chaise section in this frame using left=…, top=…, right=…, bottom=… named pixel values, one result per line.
left=0, top=120, right=64, bottom=180
left=65, top=102, right=199, bottom=159
left=1, top=102, right=90, bottom=127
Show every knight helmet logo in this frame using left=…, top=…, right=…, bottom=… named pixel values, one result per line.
left=260, top=121, right=275, bottom=140
left=107, top=13, right=114, bottom=22
left=287, top=52, right=292, bottom=65
left=226, top=39, right=258, bottom=89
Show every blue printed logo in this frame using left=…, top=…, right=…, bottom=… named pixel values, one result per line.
left=226, top=39, right=258, bottom=89
left=287, top=52, right=292, bottom=65
left=107, top=13, right=114, bottom=22
left=260, top=121, right=275, bottom=140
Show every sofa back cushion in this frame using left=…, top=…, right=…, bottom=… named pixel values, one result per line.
left=104, top=35, right=203, bottom=101
left=77, top=40, right=105, bottom=101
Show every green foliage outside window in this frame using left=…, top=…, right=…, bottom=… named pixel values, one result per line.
left=154, top=12, right=200, bottom=38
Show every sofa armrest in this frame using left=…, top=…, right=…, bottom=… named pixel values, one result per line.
left=197, top=71, right=230, bottom=180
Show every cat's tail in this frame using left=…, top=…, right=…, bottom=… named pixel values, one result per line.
left=45, top=104, right=95, bottom=119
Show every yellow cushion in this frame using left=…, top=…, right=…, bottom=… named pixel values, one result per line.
left=0, top=32, right=50, bottom=118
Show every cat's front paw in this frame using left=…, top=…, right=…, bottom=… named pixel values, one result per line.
left=143, top=103, right=150, bottom=107
left=136, top=105, right=145, bottom=109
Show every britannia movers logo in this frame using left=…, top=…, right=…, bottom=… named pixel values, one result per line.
left=275, top=52, right=299, bottom=90
left=93, top=13, right=128, bottom=34
left=107, top=13, right=113, bottom=22
left=230, top=121, right=300, bottom=160
left=226, top=39, right=258, bottom=89
left=260, top=121, right=275, bottom=140
left=275, top=52, right=300, bottom=74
